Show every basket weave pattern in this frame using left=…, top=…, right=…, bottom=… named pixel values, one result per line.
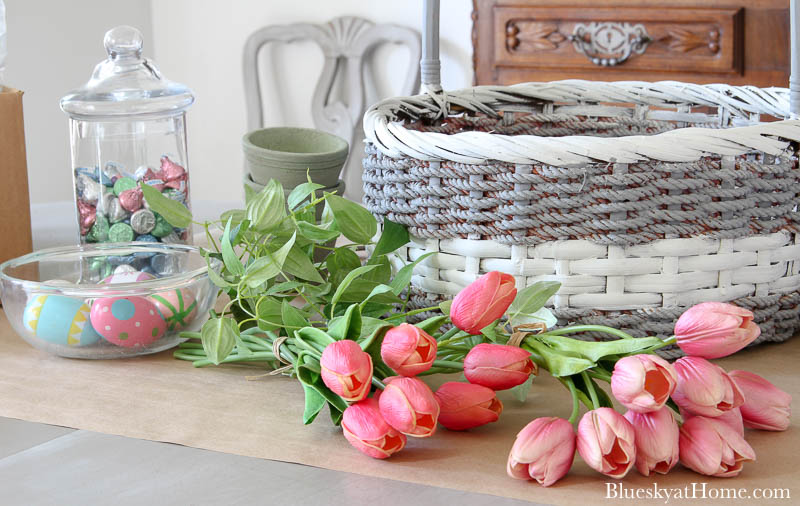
left=362, top=81, right=800, bottom=354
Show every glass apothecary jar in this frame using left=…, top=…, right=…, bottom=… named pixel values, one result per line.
left=60, top=25, right=194, bottom=247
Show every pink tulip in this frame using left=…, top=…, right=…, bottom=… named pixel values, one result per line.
left=674, top=302, right=760, bottom=359
left=463, top=343, right=536, bottom=391
left=320, top=340, right=373, bottom=402
left=451, top=271, right=517, bottom=334
left=379, top=377, right=440, bottom=437
left=682, top=407, right=744, bottom=437
left=729, top=370, right=791, bottom=431
left=611, top=354, right=677, bottom=413
left=342, top=398, right=407, bottom=459
left=435, top=382, right=503, bottom=431
left=671, top=357, right=744, bottom=417
left=577, top=408, right=636, bottom=479
left=623, top=408, right=679, bottom=476
left=679, top=415, right=755, bottom=477
left=381, top=323, right=437, bottom=376
left=507, top=417, right=576, bottom=487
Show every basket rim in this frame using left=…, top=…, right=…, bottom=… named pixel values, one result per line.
left=363, top=80, right=799, bottom=166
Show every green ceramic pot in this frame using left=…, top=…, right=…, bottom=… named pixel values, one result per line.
left=243, top=127, right=348, bottom=188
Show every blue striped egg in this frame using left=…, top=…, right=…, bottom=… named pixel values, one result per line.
left=22, top=294, right=102, bottom=347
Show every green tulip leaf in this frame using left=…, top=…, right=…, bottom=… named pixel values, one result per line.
left=328, top=303, right=362, bottom=341
left=200, top=317, right=239, bottom=365
left=140, top=182, right=192, bottom=228
left=416, top=315, right=448, bottom=335
left=329, top=264, right=378, bottom=315
left=326, top=194, right=377, bottom=244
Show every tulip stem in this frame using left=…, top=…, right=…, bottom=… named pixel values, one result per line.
left=385, top=305, right=441, bottom=321
left=371, top=377, right=386, bottom=390
left=581, top=371, right=601, bottom=410
left=565, top=377, right=581, bottom=425
left=436, top=327, right=463, bottom=344
left=587, top=369, right=612, bottom=383
left=431, top=359, right=464, bottom=370
left=544, top=325, right=635, bottom=340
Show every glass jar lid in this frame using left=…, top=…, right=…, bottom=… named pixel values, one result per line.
left=60, top=26, right=194, bottom=120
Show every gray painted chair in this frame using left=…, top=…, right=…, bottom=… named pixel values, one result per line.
left=243, top=16, right=420, bottom=200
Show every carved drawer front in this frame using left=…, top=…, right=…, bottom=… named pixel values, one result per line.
left=494, top=7, right=742, bottom=74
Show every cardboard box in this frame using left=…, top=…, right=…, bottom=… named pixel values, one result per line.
left=0, top=87, right=32, bottom=265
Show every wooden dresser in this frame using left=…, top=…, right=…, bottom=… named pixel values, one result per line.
left=472, top=0, right=789, bottom=87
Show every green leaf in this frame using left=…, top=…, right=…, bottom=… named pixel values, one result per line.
left=510, top=307, right=558, bottom=329
left=296, top=221, right=340, bottom=243
left=537, top=334, right=663, bottom=363
left=204, top=252, right=232, bottom=288
left=281, top=300, right=309, bottom=332
left=256, top=297, right=282, bottom=331
left=140, top=182, right=192, bottom=228
left=246, top=179, right=286, bottom=232
left=233, top=333, right=254, bottom=357
left=526, top=340, right=596, bottom=377
left=288, top=182, right=325, bottom=210
left=389, top=252, right=435, bottom=296
left=511, top=374, right=534, bottom=403
left=264, top=280, right=304, bottom=296
left=328, top=304, right=362, bottom=341
left=326, top=194, right=377, bottom=244
left=220, top=209, right=246, bottom=227
left=242, top=232, right=296, bottom=287
left=329, top=265, right=378, bottom=315
left=295, top=327, right=336, bottom=348
left=301, top=383, right=327, bottom=424
left=200, top=317, right=239, bottom=365
left=244, top=184, right=257, bottom=205
left=509, top=281, right=561, bottom=317
left=333, top=279, right=402, bottom=306
left=369, top=219, right=409, bottom=260
left=294, top=352, right=348, bottom=425
left=282, top=245, right=324, bottom=283
left=359, top=284, right=394, bottom=309
left=230, top=219, right=251, bottom=245
left=439, top=299, right=452, bottom=316
left=326, top=247, right=362, bottom=285
left=363, top=255, right=392, bottom=284
left=416, top=315, right=448, bottom=335
left=221, top=217, right=244, bottom=276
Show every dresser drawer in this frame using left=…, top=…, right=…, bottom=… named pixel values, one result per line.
left=472, top=0, right=790, bottom=87
left=493, top=6, right=742, bottom=75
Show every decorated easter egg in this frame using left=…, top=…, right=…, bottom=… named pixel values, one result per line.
left=148, top=288, right=197, bottom=331
left=101, top=270, right=155, bottom=284
left=23, top=294, right=102, bottom=347
left=90, top=296, right=167, bottom=347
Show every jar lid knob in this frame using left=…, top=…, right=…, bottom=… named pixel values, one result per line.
left=103, top=26, right=143, bottom=58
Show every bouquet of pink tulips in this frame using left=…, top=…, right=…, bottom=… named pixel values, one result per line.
left=170, top=184, right=790, bottom=486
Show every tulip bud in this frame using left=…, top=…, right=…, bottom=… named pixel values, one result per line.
left=464, top=343, right=536, bottom=391
left=681, top=407, right=744, bottom=437
left=451, top=271, right=517, bottom=334
left=611, top=354, right=677, bottom=413
left=381, top=323, right=437, bottom=377
left=507, top=417, right=575, bottom=487
left=577, top=408, right=636, bottom=479
left=671, top=357, right=744, bottom=418
left=320, top=340, right=373, bottom=402
left=674, top=302, right=760, bottom=359
left=435, top=382, right=502, bottom=431
left=623, top=408, right=679, bottom=476
left=729, top=370, right=791, bottom=431
left=342, top=398, right=407, bottom=459
left=379, top=377, right=440, bottom=437
left=679, top=415, right=755, bottom=477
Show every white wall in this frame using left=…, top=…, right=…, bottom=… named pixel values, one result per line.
left=150, top=0, right=473, bottom=204
left=4, top=0, right=153, bottom=205
left=8, top=0, right=472, bottom=208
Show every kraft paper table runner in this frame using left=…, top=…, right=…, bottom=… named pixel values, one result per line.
left=0, top=310, right=796, bottom=505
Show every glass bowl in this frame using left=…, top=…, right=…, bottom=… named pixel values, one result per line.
left=0, top=243, right=221, bottom=359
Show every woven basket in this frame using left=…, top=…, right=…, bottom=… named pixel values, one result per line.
left=362, top=74, right=800, bottom=355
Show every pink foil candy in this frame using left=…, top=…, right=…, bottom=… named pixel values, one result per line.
left=118, top=188, right=144, bottom=212
left=164, top=177, right=187, bottom=192
left=142, top=168, right=166, bottom=191
left=77, top=200, right=96, bottom=235
left=160, top=155, right=186, bottom=181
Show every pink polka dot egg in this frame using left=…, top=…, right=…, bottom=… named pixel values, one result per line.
left=101, top=270, right=155, bottom=284
left=90, top=296, right=167, bottom=348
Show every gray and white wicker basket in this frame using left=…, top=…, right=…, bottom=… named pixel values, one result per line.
left=362, top=1, right=800, bottom=355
